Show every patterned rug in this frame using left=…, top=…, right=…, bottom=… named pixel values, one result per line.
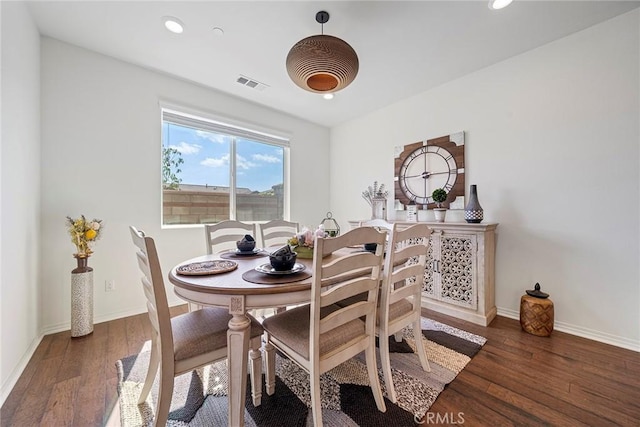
left=116, top=318, right=486, bottom=426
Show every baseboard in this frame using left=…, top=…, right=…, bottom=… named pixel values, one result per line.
left=421, top=297, right=495, bottom=326
left=0, top=334, right=43, bottom=407
left=39, top=304, right=190, bottom=336
left=40, top=306, right=148, bottom=336
left=497, top=307, right=640, bottom=352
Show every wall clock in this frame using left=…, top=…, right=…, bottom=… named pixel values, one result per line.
left=394, top=131, right=465, bottom=209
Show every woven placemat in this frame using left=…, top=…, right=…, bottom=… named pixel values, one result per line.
left=176, top=260, right=238, bottom=276
left=242, top=269, right=311, bottom=284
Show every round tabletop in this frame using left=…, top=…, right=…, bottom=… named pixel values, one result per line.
left=169, top=253, right=315, bottom=295
left=167, top=248, right=362, bottom=310
left=168, top=250, right=317, bottom=310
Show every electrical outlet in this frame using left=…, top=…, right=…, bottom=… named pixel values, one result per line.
left=105, top=279, right=115, bottom=292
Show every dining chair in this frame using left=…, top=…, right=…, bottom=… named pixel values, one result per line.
left=199, top=220, right=258, bottom=311
left=254, top=219, right=300, bottom=317
left=359, top=219, right=393, bottom=266
left=378, top=223, right=432, bottom=403
left=258, top=219, right=299, bottom=249
left=262, top=226, right=388, bottom=426
left=129, top=226, right=265, bottom=426
left=205, top=220, right=257, bottom=255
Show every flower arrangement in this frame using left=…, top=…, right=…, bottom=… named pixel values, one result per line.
left=362, top=181, right=388, bottom=206
left=288, top=225, right=326, bottom=249
left=66, top=215, right=103, bottom=257
left=287, top=225, right=327, bottom=258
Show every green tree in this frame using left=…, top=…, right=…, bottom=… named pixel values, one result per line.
left=162, top=147, right=184, bottom=190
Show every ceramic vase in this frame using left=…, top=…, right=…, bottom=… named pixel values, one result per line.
left=464, top=185, right=484, bottom=223
left=71, top=255, right=94, bottom=337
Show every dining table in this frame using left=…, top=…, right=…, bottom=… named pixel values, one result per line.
left=168, top=247, right=351, bottom=427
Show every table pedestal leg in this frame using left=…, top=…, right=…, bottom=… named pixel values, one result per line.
left=227, top=303, right=250, bottom=427
left=264, top=339, right=276, bottom=395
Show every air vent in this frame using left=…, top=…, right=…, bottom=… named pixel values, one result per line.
left=236, top=75, right=269, bottom=91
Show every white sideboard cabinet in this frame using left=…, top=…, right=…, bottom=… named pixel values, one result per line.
left=349, top=220, right=498, bottom=326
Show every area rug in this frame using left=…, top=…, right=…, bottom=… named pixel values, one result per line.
left=116, top=318, right=486, bottom=426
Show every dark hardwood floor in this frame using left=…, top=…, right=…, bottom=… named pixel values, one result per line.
left=1, top=306, right=638, bottom=426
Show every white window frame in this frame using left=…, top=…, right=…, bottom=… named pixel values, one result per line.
left=160, top=103, right=291, bottom=228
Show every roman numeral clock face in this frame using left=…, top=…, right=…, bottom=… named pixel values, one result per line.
left=394, top=132, right=465, bottom=210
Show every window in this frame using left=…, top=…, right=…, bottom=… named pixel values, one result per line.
left=161, top=108, right=289, bottom=226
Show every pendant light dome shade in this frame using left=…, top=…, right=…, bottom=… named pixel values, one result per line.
left=286, top=12, right=359, bottom=93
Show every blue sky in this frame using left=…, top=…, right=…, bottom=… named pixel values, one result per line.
left=162, top=123, right=284, bottom=192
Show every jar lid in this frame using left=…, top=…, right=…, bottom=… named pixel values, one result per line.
left=526, top=283, right=549, bottom=299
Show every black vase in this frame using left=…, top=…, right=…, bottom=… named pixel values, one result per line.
left=464, top=185, right=484, bottom=223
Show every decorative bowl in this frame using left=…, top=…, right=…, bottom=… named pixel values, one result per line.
left=364, top=243, right=377, bottom=252
left=269, top=251, right=297, bottom=271
left=236, top=235, right=256, bottom=252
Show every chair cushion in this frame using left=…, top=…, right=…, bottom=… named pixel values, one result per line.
left=380, top=299, right=413, bottom=325
left=262, top=304, right=366, bottom=360
left=172, top=307, right=263, bottom=362
left=335, top=294, right=413, bottom=325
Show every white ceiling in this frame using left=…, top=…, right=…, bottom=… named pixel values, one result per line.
left=26, top=1, right=640, bottom=128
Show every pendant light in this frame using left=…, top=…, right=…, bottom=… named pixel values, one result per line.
left=286, top=11, right=359, bottom=94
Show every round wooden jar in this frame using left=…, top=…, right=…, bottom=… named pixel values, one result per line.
left=520, top=295, right=554, bottom=337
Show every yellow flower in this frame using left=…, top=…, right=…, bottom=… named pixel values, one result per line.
left=67, top=215, right=103, bottom=256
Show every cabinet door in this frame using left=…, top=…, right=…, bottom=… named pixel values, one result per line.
left=421, top=234, right=436, bottom=297
left=438, top=233, right=477, bottom=310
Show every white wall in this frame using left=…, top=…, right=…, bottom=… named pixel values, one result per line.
left=330, top=10, right=640, bottom=350
left=0, top=1, right=42, bottom=403
left=40, top=38, right=330, bottom=332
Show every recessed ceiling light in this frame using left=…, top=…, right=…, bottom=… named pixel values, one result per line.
left=323, top=93, right=334, bottom=100
left=163, top=16, right=184, bottom=34
left=488, top=0, right=513, bottom=10
left=212, top=27, right=224, bottom=36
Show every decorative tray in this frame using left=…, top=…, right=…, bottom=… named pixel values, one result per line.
left=255, top=262, right=306, bottom=276
left=176, top=260, right=238, bottom=276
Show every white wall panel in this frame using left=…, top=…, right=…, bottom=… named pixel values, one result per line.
left=40, top=39, right=329, bottom=331
left=0, top=1, right=42, bottom=404
left=329, top=10, right=640, bottom=349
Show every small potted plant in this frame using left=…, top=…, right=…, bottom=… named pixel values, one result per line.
left=432, top=188, right=448, bottom=222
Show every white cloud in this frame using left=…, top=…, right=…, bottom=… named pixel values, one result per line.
left=200, top=153, right=258, bottom=170
left=201, top=153, right=229, bottom=167
left=236, top=154, right=257, bottom=170
left=253, top=153, right=281, bottom=163
left=169, top=141, right=201, bottom=155
left=196, top=130, right=227, bottom=144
